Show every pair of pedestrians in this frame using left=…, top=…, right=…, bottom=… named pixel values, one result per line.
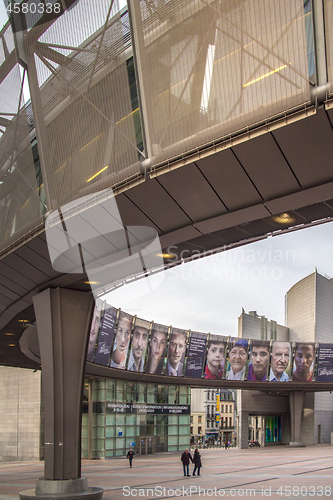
left=181, top=449, right=202, bottom=476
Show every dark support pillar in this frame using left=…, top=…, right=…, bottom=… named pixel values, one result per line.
left=19, top=288, right=103, bottom=500
left=289, top=391, right=305, bottom=447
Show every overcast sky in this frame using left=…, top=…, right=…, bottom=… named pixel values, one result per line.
left=0, top=2, right=7, bottom=30
left=103, top=221, right=333, bottom=337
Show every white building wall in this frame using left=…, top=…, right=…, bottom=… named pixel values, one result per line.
left=191, top=388, right=205, bottom=412
left=315, top=273, right=333, bottom=343
left=0, top=366, right=41, bottom=462
left=238, top=311, right=261, bottom=339
left=314, top=393, right=333, bottom=444
left=313, top=274, right=333, bottom=444
left=238, top=310, right=288, bottom=340
left=276, top=324, right=289, bottom=341
left=285, top=272, right=316, bottom=342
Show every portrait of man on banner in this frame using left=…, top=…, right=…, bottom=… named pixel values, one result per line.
left=247, top=340, right=270, bottom=381
left=292, top=342, right=315, bottom=382
left=127, top=319, right=150, bottom=373
left=269, top=341, right=291, bottom=382
left=166, top=329, right=187, bottom=376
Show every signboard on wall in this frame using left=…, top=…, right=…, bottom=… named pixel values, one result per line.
left=184, top=332, right=208, bottom=378
left=316, top=344, right=333, bottom=382
left=106, top=402, right=190, bottom=414
left=94, top=304, right=118, bottom=366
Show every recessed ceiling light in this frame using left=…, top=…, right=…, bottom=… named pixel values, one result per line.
left=157, top=253, right=177, bottom=259
left=273, top=213, right=295, bottom=224
left=5, top=333, right=14, bottom=336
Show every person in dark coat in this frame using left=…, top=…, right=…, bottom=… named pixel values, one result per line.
left=127, top=448, right=135, bottom=468
left=181, top=449, right=193, bottom=476
left=192, top=448, right=202, bottom=476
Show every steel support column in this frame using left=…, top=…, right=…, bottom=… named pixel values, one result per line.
left=32, top=287, right=94, bottom=480
left=127, top=0, right=154, bottom=159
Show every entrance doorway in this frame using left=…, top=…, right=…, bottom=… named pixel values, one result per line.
left=139, top=436, right=154, bottom=455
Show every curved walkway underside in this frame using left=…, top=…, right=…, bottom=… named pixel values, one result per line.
left=1, top=105, right=333, bottom=370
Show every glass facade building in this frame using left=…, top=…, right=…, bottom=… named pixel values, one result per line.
left=82, top=379, right=191, bottom=458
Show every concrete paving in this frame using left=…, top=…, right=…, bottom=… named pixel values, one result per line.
left=1, top=446, right=333, bottom=500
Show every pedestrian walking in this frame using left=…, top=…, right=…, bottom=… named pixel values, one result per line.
left=192, top=449, right=202, bottom=476
left=127, top=448, right=135, bottom=468
left=181, top=449, right=193, bottom=477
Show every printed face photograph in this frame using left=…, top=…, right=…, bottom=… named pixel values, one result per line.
left=132, top=326, right=149, bottom=363
left=229, top=345, right=247, bottom=373
left=204, top=341, right=226, bottom=379
left=271, top=342, right=290, bottom=379
left=145, top=329, right=168, bottom=374
left=150, top=330, right=167, bottom=360
left=87, top=306, right=101, bottom=357
left=168, top=332, right=186, bottom=369
left=250, top=344, right=269, bottom=380
left=293, top=343, right=315, bottom=382
left=111, top=315, right=131, bottom=366
left=207, top=342, right=225, bottom=370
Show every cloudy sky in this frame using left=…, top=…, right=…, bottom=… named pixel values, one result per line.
left=104, top=221, right=333, bottom=336
left=0, top=2, right=7, bottom=30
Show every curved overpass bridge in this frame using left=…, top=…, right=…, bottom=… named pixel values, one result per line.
left=0, top=0, right=333, bottom=495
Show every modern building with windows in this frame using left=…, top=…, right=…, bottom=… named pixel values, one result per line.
left=238, top=269, right=333, bottom=448
left=0, top=371, right=191, bottom=462
left=82, top=380, right=191, bottom=458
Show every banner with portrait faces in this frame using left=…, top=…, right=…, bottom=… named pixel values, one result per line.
left=110, top=311, right=133, bottom=370
left=292, top=342, right=315, bottom=382
left=126, top=318, right=151, bottom=373
left=269, top=341, right=292, bottom=382
left=87, top=298, right=104, bottom=361
left=316, top=344, right=333, bottom=382
left=164, top=328, right=188, bottom=377
left=226, top=338, right=249, bottom=381
left=86, top=301, right=328, bottom=386
left=204, top=334, right=228, bottom=380
left=247, top=340, right=270, bottom=381
left=144, top=323, right=169, bottom=375
left=184, top=332, right=208, bottom=378
left=94, top=304, right=118, bottom=366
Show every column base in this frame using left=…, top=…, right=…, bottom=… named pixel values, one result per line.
left=288, top=442, right=305, bottom=447
left=19, top=477, right=103, bottom=500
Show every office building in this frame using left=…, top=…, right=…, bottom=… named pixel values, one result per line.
left=238, top=270, right=333, bottom=447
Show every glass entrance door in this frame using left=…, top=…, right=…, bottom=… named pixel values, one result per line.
left=140, top=437, right=146, bottom=455
left=147, top=436, right=153, bottom=454
left=139, top=436, right=154, bottom=455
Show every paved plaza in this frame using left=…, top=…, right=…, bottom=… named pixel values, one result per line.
left=1, top=445, right=333, bottom=500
